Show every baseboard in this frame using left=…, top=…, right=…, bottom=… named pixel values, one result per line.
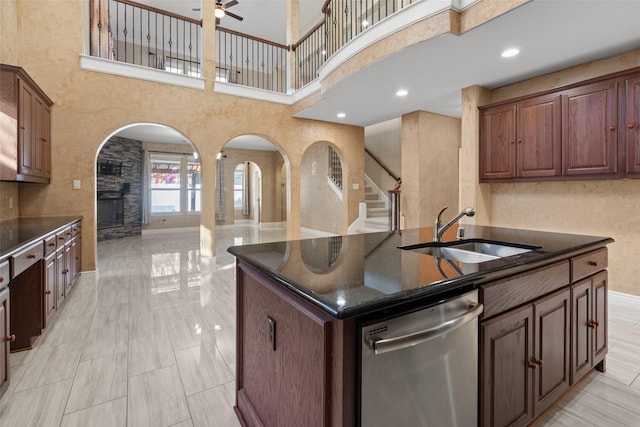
left=142, top=226, right=199, bottom=235
left=609, top=290, right=640, bottom=303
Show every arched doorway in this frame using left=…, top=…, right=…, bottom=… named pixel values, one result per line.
left=95, top=123, right=200, bottom=241
left=215, top=135, right=287, bottom=228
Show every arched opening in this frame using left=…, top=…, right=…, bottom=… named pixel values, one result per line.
left=215, top=135, right=287, bottom=239
left=300, top=141, right=347, bottom=235
left=95, top=123, right=200, bottom=241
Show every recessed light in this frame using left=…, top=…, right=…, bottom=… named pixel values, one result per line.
left=337, top=112, right=346, bottom=118
left=501, top=48, right=520, bottom=58
left=396, top=89, right=408, bottom=97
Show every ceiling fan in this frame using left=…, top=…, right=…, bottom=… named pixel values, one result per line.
left=215, top=0, right=243, bottom=25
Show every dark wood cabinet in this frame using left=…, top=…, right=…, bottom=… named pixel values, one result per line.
left=480, top=288, right=570, bottom=427
left=481, top=303, right=533, bottom=427
left=480, top=104, right=516, bottom=179
left=626, top=75, right=640, bottom=175
left=562, top=80, right=618, bottom=177
left=55, top=246, right=66, bottom=307
left=43, top=251, right=57, bottom=328
left=571, top=271, right=608, bottom=384
left=0, top=64, right=52, bottom=184
left=0, top=287, right=10, bottom=401
left=480, top=94, right=561, bottom=181
left=236, top=262, right=356, bottom=427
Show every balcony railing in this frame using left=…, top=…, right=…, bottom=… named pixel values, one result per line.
left=90, top=0, right=203, bottom=76
left=89, top=0, right=417, bottom=92
left=215, top=27, right=288, bottom=94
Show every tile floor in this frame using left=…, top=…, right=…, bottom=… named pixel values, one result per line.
left=0, top=224, right=639, bottom=426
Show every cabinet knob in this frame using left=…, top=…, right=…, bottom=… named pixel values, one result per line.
left=629, top=123, right=636, bottom=129
left=518, top=139, right=523, bottom=144
left=610, top=126, right=616, bottom=131
left=510, top=140, right=515, bottom=144
left=6, top=334, right=15, bottom=342
left=587, top=260, right=598, bottom=267
left=27, top=254, right=36, bottom=259
left=0, top=276, right=3, bottom=283
left=59, top=237, right=65, bottom=240
left=527, top=361, right=537, bottom=369
left=49, top=243, right=55, bottom=247
left=535, top=359, right=544, bottom=366
left=588, top=320, right=599, bottom=328
left=45, top=290, right=52, bottom=295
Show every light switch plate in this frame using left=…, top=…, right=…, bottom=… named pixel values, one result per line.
left=352, top=183, right=360, bottom=190
left=72, top=180, right=81, bottom=190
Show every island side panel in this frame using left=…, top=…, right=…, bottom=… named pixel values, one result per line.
left=235, top=261, right=356, bottom=427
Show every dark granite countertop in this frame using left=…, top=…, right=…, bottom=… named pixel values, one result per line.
left=0, top=216, right=82, bottom=262
left=227, top=225, right=613, bottom=319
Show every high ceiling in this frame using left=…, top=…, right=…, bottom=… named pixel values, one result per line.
left=116, top=0, right=640, bottom=147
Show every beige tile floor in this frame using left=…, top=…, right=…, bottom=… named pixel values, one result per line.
left=0, top=224, right=639, bottom=426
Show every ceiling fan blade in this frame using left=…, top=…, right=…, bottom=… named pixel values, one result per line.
left=224, top=0, right=238, bottom=8
left=225, top=11, right=243, bottom=21
left=216, top=17, right=221, bottom=25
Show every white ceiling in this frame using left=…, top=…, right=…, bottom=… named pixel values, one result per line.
left=115, top=0, right=640, bottom=146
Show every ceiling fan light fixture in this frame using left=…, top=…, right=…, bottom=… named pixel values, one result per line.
left=214, top=8, right=225, bottom=18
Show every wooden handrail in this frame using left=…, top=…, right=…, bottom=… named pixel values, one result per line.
left=113, top=0, right=202, bottom=26
left=321, top=0, right=332, bottom=13
left=216, top=26, right=290, bottom=50
left=293, top=20, right=325, bottom=50
left=365, top=148, right=401, bottom=183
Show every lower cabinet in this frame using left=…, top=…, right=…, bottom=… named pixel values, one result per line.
left=0, top=287, right=10, bottom=400
left=43, top=251, right=57, bottom=328
left=571, top=271, right=608, bottom=383
left=480, top=288, right=570, bottom=427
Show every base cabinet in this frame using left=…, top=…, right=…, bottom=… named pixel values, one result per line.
left=480, top=288, right=570, bottom=427
left=0, top=287, right=10, bottom=400
left=571, top=271, right=608, bottom=384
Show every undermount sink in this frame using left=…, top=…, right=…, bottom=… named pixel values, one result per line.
left=399, top=239, right=541, bottom=264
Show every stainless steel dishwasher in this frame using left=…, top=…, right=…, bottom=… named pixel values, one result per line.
left=360, top=290, right=483, bottom=427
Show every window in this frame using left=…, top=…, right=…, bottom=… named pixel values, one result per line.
left=150, top=153, right=200, bottom=213
left=234, top=164, right=245, bottom=209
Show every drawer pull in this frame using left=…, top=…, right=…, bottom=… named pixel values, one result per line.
left=59, top=237, right=65, bottom=240
left=48, top=243, right=56, bottom=247
left=535, top=359, right=544, bottom=366
left=45, top=290, right=52, bottom=295
left=27, top=254, right=37, bottom=259
left=528, top=361, right=537, bottom=369
left=6, top=335, right=15, bottom=343
left=588, top=320, right=600, bottom=328
left=587, top=261, right=598, bottom=267
left=629, top=123, right=636, bottom=129
left=0, top=277, right=3, bottom=283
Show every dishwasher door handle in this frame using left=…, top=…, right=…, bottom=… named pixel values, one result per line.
left=367, top=302, right=483, bottom=355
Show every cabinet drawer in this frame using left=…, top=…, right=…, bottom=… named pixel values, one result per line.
left=11, top=241, right=43, bottom=278
left=44, top=235, right=57, bottom=256
left=71, top=222, right=81, bottom=236
left=56, top=227, right=71, bottom=245
left=0, top=261, right=9, bottom=289
left=572, top=248, right=607, bottom=282
left=480, top=261, right=570, bottom=319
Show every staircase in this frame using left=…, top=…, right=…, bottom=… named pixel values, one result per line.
left=363, top=185, right=390, bottom=231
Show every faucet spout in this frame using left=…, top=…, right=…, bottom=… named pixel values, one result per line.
left=433, top=207, right=475, bottom=242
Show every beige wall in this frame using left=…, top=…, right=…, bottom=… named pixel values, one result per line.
left=0, top=182, right=20, bottom=220
left=1, top=0, right=364, bottom=271
left=401, top=111, right=460, bottom=229
left=460, top=48, right=640, bottom=296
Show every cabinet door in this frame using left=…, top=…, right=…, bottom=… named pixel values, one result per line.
left=0, top=287, right=9, bottom=399
left=480, top=304, right=533, bottom=427
left=571, top=279, right=591, bottom=383
left=626, top=75, right=640, bottom=175
left=562, top=80, right=618, bottom=176
left=56, top=247, right=66, bottom=306
left=44, top=251, right=57, bottom=328
left=517, top=94, right=561, bottom=178
left=480, top=104, right=517, bottom=180
left=592, top=271, right=608, bottom=366
left=18, top=80, right=35, bottom=177
left=237, top=266, right=332, bottom=427
left=532, top=288, right=570, bottom=416
left=64, top=243, right=72, bottom=293
left=32, top=95, right=46, bottom=177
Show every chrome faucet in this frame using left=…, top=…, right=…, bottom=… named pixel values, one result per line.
left=433, top=206, right=475, bottom=242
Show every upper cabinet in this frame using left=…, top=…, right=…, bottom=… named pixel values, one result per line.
left=0, top=64, right=53, bottom=184
left=480, top=94, right=561, bottom=180
left=562, top=80, right=618, bottom=177
left=480, top=67, right=640, bottom=183
left=626, top=75, right=640, bottom=176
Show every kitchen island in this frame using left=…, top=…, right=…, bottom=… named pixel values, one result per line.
left=228, top=225, right=613, bottom=427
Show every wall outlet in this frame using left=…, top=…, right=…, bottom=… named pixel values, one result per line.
left=352, top=183, right=360, bottom=190
left=72, top=179, right=81, bottom=190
